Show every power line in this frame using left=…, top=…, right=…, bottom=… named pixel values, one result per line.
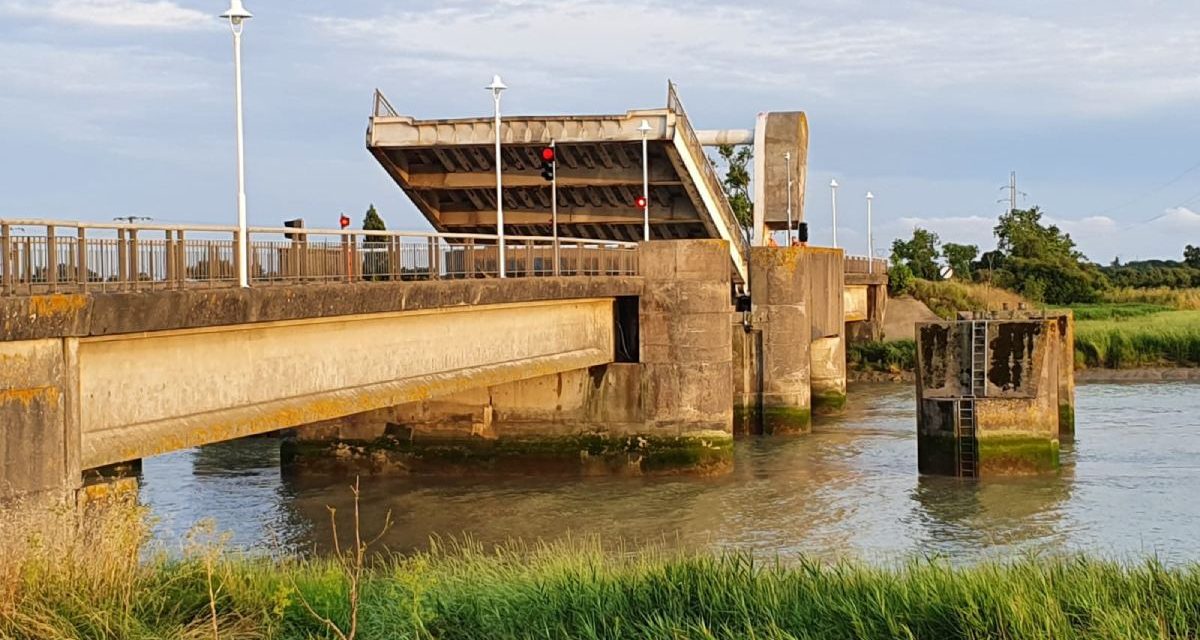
left=1094, top=157, right=1200, bottom=216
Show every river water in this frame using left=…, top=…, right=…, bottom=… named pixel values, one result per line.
left=140, top=382, right=1200, bottom=563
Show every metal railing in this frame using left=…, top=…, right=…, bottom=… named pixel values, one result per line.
left=373, top=89, right=399, bottom=118
left=0, top=219, right=639, bottom=296
left=666, top=82, right=752, bottom=262
left=844, top=255, right=889, bottom=275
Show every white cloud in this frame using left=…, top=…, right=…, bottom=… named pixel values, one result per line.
left=1151, top=207, right=1200, bottom=231
left=311, top=0, right=1200, bottom=118
left=3, top=0, right=210, bottom=29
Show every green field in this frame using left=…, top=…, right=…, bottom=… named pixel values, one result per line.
left=1072, top=305, right=1200, bottom=368
left=7, top=503, right=1200, bottom=640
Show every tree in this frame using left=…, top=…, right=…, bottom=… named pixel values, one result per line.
left=1185, top=244, right=1200, bottom=268
left=991, top=206, right=1106, bottom=304
left=361, top=204, right=389, bottom=281
left=890, top=227, right=942, bottom=280
left=716, top=144, right=753, bottom=231
left=942, top=242, right=978, bottom=281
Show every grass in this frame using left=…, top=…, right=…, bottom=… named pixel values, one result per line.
left=906, top=279, right=1032, bottom=319
left=1102, top=287, right=1200, bottom=311
left=848, top=339, right=915, bottom=372
left=1074, top=309, right=1200, bottom=368
left=9, top=501, right=1200, bottom=639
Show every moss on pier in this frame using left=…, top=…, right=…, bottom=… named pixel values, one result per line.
left=760, top=406, right=811, bottom=435
left=811, top=390, right=847, bottom=416
left=978, top=434, right=1060, bottom=475
left=282, top=432, right=733, bottom=476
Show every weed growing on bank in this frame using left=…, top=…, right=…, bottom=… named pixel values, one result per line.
left=7, top=500, right=1200, bottom=639
left=848, top=340, right=915, bottom=372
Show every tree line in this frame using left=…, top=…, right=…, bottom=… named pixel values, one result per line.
left=889, top=206, right=1200, bottom=305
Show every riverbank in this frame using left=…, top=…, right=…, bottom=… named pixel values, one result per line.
left=6, top=507, right=1200, bottom=640
left=848, top=366, right=1200, bottom=384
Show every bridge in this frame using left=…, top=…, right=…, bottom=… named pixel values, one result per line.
left=0, top=84, right=888, bottom=505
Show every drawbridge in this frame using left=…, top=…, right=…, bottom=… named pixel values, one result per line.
left=367, top=84, right=806, bottom=284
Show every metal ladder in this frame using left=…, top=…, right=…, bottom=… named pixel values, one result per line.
left=958, top=320, right=988, bottom=478
left=957, top=399, right=978, bottom=478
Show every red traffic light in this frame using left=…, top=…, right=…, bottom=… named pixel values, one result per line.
left=541, top=147, right=555, bottom=162
left=339, top=214, right=351, bottom=229
left=635, top=195, right=648, bottom=209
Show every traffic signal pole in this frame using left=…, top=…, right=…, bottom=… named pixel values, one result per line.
left=551, top=141, right=559, bottom=276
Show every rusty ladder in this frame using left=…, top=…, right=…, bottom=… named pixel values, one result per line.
left=958, top=320, right=988, bottom=478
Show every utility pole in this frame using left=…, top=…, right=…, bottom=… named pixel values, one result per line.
left=998, top=171, right=1027, bottom=214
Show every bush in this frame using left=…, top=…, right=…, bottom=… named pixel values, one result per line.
left=849, top=340, right=915, bottom=372
left=887, top=262, right=914, bottom=296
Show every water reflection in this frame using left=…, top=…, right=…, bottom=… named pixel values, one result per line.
left=140, top=382, right=1200, bottom=563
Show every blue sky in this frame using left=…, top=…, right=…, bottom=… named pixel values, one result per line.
left=2, top=0, right=1199, bottom=263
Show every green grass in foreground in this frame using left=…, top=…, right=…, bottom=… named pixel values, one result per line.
left=848, top=339, right=915, bottom=372
left=6, top=503, right=1200, bottom=639
left=1073, top=307, right=1200, bottom=368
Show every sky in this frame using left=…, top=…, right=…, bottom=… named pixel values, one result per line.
left=2, top=0, right=1199, bottom=263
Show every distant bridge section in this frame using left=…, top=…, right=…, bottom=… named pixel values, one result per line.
left=367, top=84, right=751, bottom=282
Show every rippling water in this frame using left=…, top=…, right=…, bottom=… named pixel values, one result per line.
left=140, top=382, right=1200, bottom=563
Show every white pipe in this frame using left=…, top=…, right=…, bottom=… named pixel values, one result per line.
left=830, top=179, right=839, bottom=248
left=493, top=90, right=505, bottom=277
left=642, top=132, right=650, bottom=241
left=695, top=129, right=754, bottom=146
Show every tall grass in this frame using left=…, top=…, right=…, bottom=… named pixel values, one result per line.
left=907, top=279, right=1032, bottom=319
left=7, top=504, right=1200, bottom=638
left=1103, top=287, right=1200, bottom=311
left=1075, top=310, right=1200, bottom=368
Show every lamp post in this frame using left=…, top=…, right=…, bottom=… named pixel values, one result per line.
left=221, top=0, right=252, bottom=288
left=829, top=179, right=839, bottom=248
left=865, top=191, right=875, bottom=274
left=785, top=152, right=794, bottom=245
left=638, top=120, right=652, bottom=241
left=486, top=75, right=507, bottom=277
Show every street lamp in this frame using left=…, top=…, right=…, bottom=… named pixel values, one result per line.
left=638, top=119, right=652, bottom=241
left=784, top=152, right=794, bottom=245
left=865, top=191, right=875, bottom=274
left=486, top=74, right=507, bottom=277
left=221, top=0, right=252, bottom=288
left=829, top=179, right=839, bottom=248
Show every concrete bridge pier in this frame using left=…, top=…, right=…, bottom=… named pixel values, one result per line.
left=744, top=247, right=813, bottom=434
left=282, top=239, right=736, bottom=476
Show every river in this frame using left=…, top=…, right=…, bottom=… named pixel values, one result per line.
left=140, top=381, right=1200, bottom=563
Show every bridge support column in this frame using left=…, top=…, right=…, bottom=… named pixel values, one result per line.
left=747, top=247, right=812, bottom=434
left=0, top=337, right=82, bottom=505
left=282, top=240, right=735, bottom=476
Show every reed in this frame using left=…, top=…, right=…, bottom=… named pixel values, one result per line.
left=1074, top=309, right=1200, bottom=368
left=1102, top=287, right=1200, bottom=311
left=6, top=503, right=1200, bottom=639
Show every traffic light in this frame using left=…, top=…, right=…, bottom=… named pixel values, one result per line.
left=540, top=146, right=555, bottom=182
left=283, top=218, right=305, bottom=241
left=635, top=195, right=648, bottom=209
left=339, top=214, right=351, bottom=229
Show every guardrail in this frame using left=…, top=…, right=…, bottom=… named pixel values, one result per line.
left=844, top=255, right=889, bottom=275
left=666, top=82, right=752, bottom=262
left=0, top=219, right=639, bottom=296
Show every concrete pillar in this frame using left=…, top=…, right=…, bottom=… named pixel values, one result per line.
left=0, top=337, right=82, bottom=505
left=748, top=247, right=811, bottom=433
left=1057, top=310, right=1076, bottom=438
left=916, top=314, right=1074, bottom=476
left=805, top=248, right=846, bottom=415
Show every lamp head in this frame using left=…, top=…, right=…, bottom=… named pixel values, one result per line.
left=830, top=179, right=838, bottom=188
left=486, top=75, right=507, bottom=95
left=637, top=119, right=652, bottom=134
left=866, top=191, right=874, bottom=200
left=221, top=0, right=252, bottom=21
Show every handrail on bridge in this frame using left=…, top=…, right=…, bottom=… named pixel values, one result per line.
left=0, top=218, right=638, bottom=296
left=843, top=255, right=889, bottom=275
